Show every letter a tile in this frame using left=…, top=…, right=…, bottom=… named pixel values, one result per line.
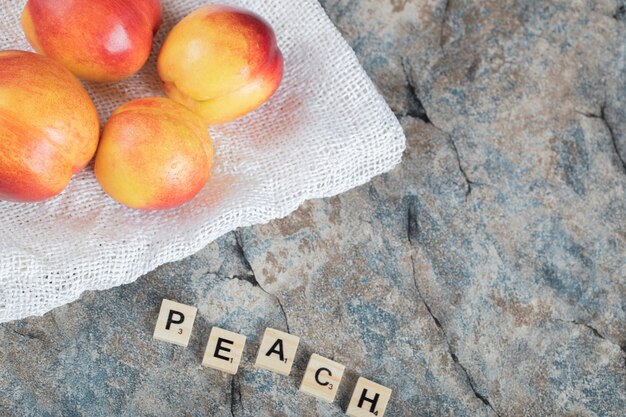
left=255, top=328, right=300, bottom=376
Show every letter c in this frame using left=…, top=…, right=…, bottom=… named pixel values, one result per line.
left=315, top=367, right=332, bottom=386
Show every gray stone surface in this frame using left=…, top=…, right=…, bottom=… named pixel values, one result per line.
left=1, top=0, right=625, bottom=416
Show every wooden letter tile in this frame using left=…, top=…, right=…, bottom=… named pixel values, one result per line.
left=152, top=299, right=197, bottom=347
left=202, top=327, right=247, bottom=375
left=255, top=328, right=300, bottom=376
left=299, top=353, right=345, bottom=403
left=346, top=377, right=392, bottom=417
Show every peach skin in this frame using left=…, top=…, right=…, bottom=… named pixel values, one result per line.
left=0, top=51, right=100, bottom=203
left=157, top=5, right=284, bottom=125
left=94, top=98, right=214, bottom=210
left=22, top=0, right=162, bottom=82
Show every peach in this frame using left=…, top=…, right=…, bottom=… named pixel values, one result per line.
left=157, top=5, right=284, bottom=125
left=22, top=0, right=162, bottom=82
left=0, top=51, right=100, bottom=203
left=94, top=98, right=213, bottom=210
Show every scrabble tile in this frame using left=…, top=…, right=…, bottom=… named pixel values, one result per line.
left=152, top=299, right=197, bottom=347
left=346, top=377, right=393, bottom=417
left=202, top=327, right=247, bottom=375
left=299, top=354, right=345, bottom=403
left=255, top=328, right=300, bottom=376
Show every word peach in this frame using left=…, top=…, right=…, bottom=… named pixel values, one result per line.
left=158, top=4, right=284, bottom=125
left=0, top=50, right=100, bottom=202
left=22, top=0, right=162, bottom=82
left=94, top=98, right=213, bottom=210
left=154, top=299, right=393, bottom=416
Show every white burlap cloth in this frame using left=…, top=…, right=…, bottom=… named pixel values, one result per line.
left=0, top=0, right=405, bottom=322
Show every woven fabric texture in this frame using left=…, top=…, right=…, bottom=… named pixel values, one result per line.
left=0, top=0, right=405, bottom=322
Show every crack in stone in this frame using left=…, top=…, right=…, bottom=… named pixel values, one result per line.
left=407, top=200, right=498, bottom=413
left=576, top=106, right=626, bottom=175
left=407, top=198, right=418, bottom=244
left=615, top=5, right=625, bottom=21
left=233, top=231, right=291, bottom=334
left=230, top=374, right=242, bottom=417
left=601, top=105, right=626, bottom=176
left=403, top=105, right=478, bottom=199
left=399, top=60, right=479, bottom=199
left=439, top=0, right=451, bottom=51
left=400, top=59, right=431, bottom=123
left=49, top=313, right=62, bottom=336
left=555, top=318, right=626, bottom=365
left=574, top=321, right=606, bottom=341
left=447, top=136, right=477, bottom=198
left=5, top=326, right=63, bottom=354
left=8, top=327, right=44, bottom=341
left=409, top=251, right=500, bottom=416
left=450, top=352, right=500, bottom=416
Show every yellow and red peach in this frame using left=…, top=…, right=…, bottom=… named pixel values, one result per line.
left=0, top=51, right=100, bottom=203
left=94, top=98, right=213, bottom=210
left=22, top=0, right=162, bottom=82
left=157, top=5, right=284, bottom=125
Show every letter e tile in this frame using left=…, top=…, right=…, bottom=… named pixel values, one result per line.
left=202, top=327, right=247, bottom=375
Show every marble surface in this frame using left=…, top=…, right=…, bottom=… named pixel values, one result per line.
left=1, top=1, right=626, bottom=416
